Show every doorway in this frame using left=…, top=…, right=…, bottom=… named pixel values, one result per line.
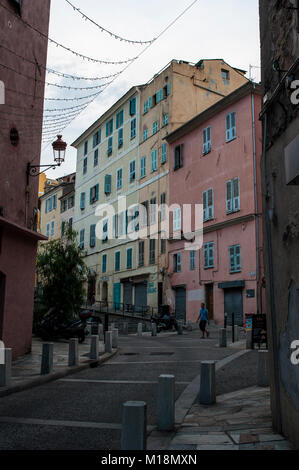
left=0, top=272, right=5, bottom=340
left=205, top=284, right=214, bottom=320
left=224, top=288, right=243, bottom=326
left=175, top=286, right=186, bottom=322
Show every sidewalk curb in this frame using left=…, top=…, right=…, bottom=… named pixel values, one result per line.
left=0, top=349, right=119, bottom=398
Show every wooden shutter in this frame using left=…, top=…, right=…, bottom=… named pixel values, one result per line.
left=208, top=189, right=213, bottom=219
left=233, top=178, right=240, bottom=211
left=226, top=181, right=233, bottom=213
left=226, top=114, right=231, bottom=141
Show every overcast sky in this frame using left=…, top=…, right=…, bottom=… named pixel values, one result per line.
left=42, top=0, right=261, bottom=178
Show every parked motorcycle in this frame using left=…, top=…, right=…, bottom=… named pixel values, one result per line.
left=38, top=309, right=93, bottom=343
left=152, top=314, right=178, bottom=333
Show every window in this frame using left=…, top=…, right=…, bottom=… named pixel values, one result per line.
left=102, top=254, right=107, bottom=273
left=118, top=128, right=123, bottom=148
left=67, top=196, right=74, bottom=210
left=80, top=192, right=86, bottom=210
left=149, top=239, right=156, bottom=264
left=144, top=101, right=148, bottom=114
left=163, top=113, right=168, bottom=126
left=161, top=143, right=167, bottom=164
left=156, top=89, right=163, bottom=103
left=51, top=220, right=55, bottom=237
left=221, top=69, right=230, bottom=81
left=84, top=141, right=88, bottom=155
left=116, top=110, right=124, bottom=129
left=151, top=150, right=157, bottom=172
left=45, top=194, right=57, bottom=213
left=140, top=201, right=149, bottom=228
left=10, top=0, right=22, bottom=14
left=226, top=178, right=240, bottom=213
left=107, top=137, right=113, bottom=156
left=115, top=251, right=121, bottom=271
left=129, top=161, right=136, bottom=182
left=94, top=149, right=99, bottom=167
left=160, top=192, right=166, bottom=221
left=69, top=218, right=73, bottom=229
left=190, top=250, right=195, bottom=270
left=203, top=189, right=214, bottom=221
left=173, top=207, right=181, bottom=231
left=104, top=174, right=112, bottom=195
left=90, top=184, right=99, bottom=204
left=153, top=121, right=159, bottom=135
left=161, top=238, right=166, bottom=254
left=93, top=130, right=101, bottom=147
left=229, top=245, right=241, bottom=273
left=203, top=126, right=211, bottom=155
left=139, top=241, right=145, bottom=267
left=174, top=144, right=183, bottom=170
left=127, top=248, right=133, bottom=269
left=143, top=128, right=148, bottom=141
left=118, top=211, right=125, bottom=237
left=129, top=97, right=136, bottom=116
left=90, top=224, right=96, bottom=248
left=102, top=219, right=108, bottom=243
left=140, top=156, right=146, bottom=178
left=150, top=197, right=157, bottom=225
left=204, top=242, right=214, bottom=269
left=106, top=119, right=113, bottom=137
left=174, top=253, right=182, bottom=273
left=117, top=168, right=123, bottom=189
left=79, top=229, right=85, bottom=250
left=130, top=118, right=136, bottom=139
left=226, top=112, right=236, bottom=142
left=46, top=223, right=50, bottom=238
left=83, top=157, right=88, bottom=175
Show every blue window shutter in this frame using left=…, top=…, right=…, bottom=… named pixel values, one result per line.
left=130, top=98, right=136, bottom=116
left=96, top=184, right=99, bottom=201
left=106, top=122, right=109, bottom=137
left=45, top=200, right=48, bottom=214
left=90, top=187, right=93, bottom=204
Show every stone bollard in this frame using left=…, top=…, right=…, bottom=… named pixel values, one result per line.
left=123, top=322, right=128, bottom=336
left=105, top=331, right=112, bottom=353
left=121, top=401, right=147, bottom=450
left=177, top=320, right=183, bottom=335
left=112, top=328, right=118, bottom=348
left=219, top=328, right=227, bottom=348
left=0, top=348, right=12, bottom=387
left=158, top=375, right=175, bottom=431
left=257, top=350, right=269, bottom=387
left=98, top=324, right=104, bottom=340
left=68, top=338, right=79, bottom=366
left=200, top=361, right=216, bottom=405
left=234, top=325, right=239, bottom=342
left=90, top=335, right=99, bottom=360
left=151, top=322, right=157, bottom=337
left=246, top=329, right=253, bottom=349
left=137, top=323, right=143, bottom=337
left=41, top=343, right=54, bottom=375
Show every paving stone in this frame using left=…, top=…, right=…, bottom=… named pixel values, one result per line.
left=169, top=444, right=197, bottom=450
left=172, top=433, right=232, bottom=445
left=258, top=434, right=287, bottom=442
left=239, top=433, right=259, bottom=444
left=196, top=444, right=239, bottom=450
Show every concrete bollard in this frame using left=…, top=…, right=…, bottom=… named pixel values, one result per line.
left=246, top=329, right=253, bottom=349
left=177, top=320, right=183, bottom=335
left=68, top=338, right=79, bottom=366
left=41, top=343, right=54, bottom=375
left=121, top=401, right=147, bottom=450
left=105, top=331, right=112, bottom=353
left=112, top=328, right=118, bottom=348
left=137, top=323, right=143, bottom=337
left=219, top=328, right=227, bottom=348
left=158, top=375, right=175, bottom=431
left=200, top=361, right=216, bottom=405
left=123, top=322, right=128, bottom=336
left=234, top=325, right=239, bottom=342
left=257, top=350, right=269, bottom=387
left=0, top=348, right=12, bottom=387
left=151, top=322, right=157, bottom=337
left=90, top=335, right=99, bottom=360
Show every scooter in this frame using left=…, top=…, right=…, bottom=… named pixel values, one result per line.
left=38, top=309, right=92, bottom=343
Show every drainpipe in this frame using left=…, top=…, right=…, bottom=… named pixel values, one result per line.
left=251, top=87, right=261, bottom=313
left=262, top=112, right=282, bottom=434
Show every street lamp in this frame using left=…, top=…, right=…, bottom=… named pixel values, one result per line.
left=26, top=135, right=67, bottom=183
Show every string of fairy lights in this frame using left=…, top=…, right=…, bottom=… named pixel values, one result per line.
left=0, top=0, right=200, bottom=146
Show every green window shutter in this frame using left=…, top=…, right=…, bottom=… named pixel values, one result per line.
left=226, top=180, right=233, bottom=213
left=130, top=98, right=136, bottom=116
left=90, top=187, right=93, bottom=204
left=95, top=184, right=99, bottom=201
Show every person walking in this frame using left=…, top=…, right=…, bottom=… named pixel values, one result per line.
left=197, top=302, right=210, bottom=338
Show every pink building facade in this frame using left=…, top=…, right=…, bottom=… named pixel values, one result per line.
left=166, top=82, right=264, bottom=326
left=0, top=0, right=50, bottom=357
